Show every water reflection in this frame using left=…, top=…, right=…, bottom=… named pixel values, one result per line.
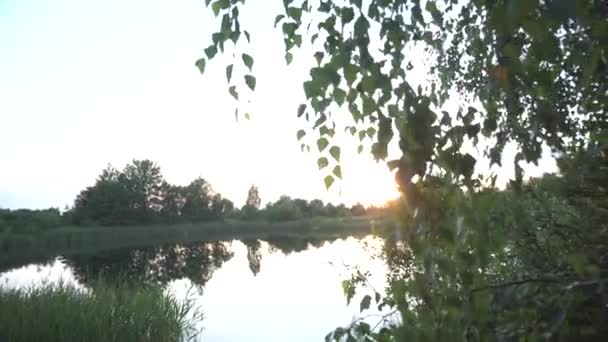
left=242, top=239, right=262, bottom=275
left=64, top=241, right=234, bottom=288
left=0, top=235, right=389, bottom=342
left=59, top=237, right=351, bottom=284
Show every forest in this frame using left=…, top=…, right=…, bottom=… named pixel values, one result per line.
left=0, top=159, right=387, bottom=234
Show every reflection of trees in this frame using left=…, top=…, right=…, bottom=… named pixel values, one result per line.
left=240, top=237, right=341, bottom=276
left=65, top=241, right=233, bottom=288
left=264, top=236, right=336, bottom=255
left=242, top=239, right=262, bottom=276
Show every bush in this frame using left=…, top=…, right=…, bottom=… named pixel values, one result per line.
left=265, top=199, right=303, bottom=222
left=0, top=208, right=65, bottom=234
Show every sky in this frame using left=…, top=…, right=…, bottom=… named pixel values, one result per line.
left=0, top=0, right=556, bottom=210
left=0, top=0, right=402, bottom=209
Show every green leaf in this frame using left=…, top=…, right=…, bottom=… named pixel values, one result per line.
left=287, top=7, right=302, bottom=21
left=366, top=127, right=376, bottom=139
left=354, top=15, right=370, bottom=38
left=282, top=22, right=297, bottom=37
left=332, top=165, right=342, bottom=179
left=205, top=45, right=218, bottom=59
left=362, top=97, right=376, bottom=115
left=324, top=175, right=335, bottom=189
left=360, top=295, right=371, bottom=312
left=314, top=114, right=327, bottom=128
left=329, top=146, right=340, bottom=162
left=244, top=30, right=251, bottom=43
left=334, top=88, right=346, bottom=106
left=317, top=157, right=329, bottom=169
left=387, top=104, right=398, bottom=117
left=285, top=52, right=293, bottom=65
left=244, top=75, right=256, bottom=91
left=195, top=58, right=206, bottom=74
left=317, top=137, right=329, bottom=152
left=344, top=64, right=358, bottom=85
left=244, top=112, right=251, bottom=120
left=342, top=7, right=354, bottom=24
left=460, top=153, right=476, bottom=179
left=314, top=51, right=324, bottom=65
left=295, top=34, right=303, bottom=48
left=229, top=85, right=238, bottom=100
left=274, top=14, right=285, bottom=27
left=225, top=64, right=233, bottom=82
left=355, top=322, right=371, bottom=336
left=242, top=53, right=254, bottom=70
left=357, top=145, right=363, bottom=154
left=358, top=131, right=366, bottom=141
left=211, top=0, right=229, bottom=16
left=297, top=129, right=306, bottom=140
left=297, top=104, right=306, bottom=117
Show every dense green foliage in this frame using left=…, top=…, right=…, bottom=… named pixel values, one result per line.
left=200, top=0, right=607, bottom=340
left=71, top=160, right=234, bottom=225
left=0, top=280, right=201, bottom=342
left=0, top=208, right=64, bottom=234
left=333, top=144, right=607, bottom=341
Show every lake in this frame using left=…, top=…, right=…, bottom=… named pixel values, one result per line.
left=0, top=235, right=392, bottom=341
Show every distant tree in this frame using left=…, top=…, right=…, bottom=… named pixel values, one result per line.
left=293, top=198, right=312, bottom=217
left=181, top=177, right=214, bottom=222
left=73, top=165, right=136, bottom=225
left=292, top=198, right=311, bottom=217
left=221, top=198, right=235, bottom=216
left=265, top=195, right=303, bottom=222
left=335, top=204, right=350, bottom=217
left=121, top=159, right=164, bottom=220
left=242, top=185, right=261, bottom=219
left=0, top=208, right=64, bottom=233
left=325, top=203, right=338, bottom=217
left=159, top=182, right=186, bottom=223
left=350, top=203, right=367, bottom=217
left=68, top=161, right=238, bottom=225
left=309, top=199, right=326, bottom=217
left=245, top=185, right=261, bottom=209
left=211, top=193, right=234, bottom=219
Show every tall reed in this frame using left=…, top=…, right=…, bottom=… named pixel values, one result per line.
left=0, top=280, right=202, bottom=342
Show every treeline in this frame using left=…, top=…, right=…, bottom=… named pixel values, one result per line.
left=0, top=159, right=391, bottom=234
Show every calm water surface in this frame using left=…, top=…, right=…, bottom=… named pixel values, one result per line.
left=0, top=235, right=390, bottom=341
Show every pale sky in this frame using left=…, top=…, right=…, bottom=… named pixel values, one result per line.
left=0, top=0, right=556, bottom=210
left=0, top=0, right=402, bottom=209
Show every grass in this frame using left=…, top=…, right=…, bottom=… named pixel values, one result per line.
left=0, top=215, right=395, bottom=272
left=0, top=280, right=202, bottom=342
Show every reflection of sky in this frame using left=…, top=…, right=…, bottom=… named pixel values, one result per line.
left=0, top=258, right=81, bottom=290
left=0, top=236, right=393, bottom=341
